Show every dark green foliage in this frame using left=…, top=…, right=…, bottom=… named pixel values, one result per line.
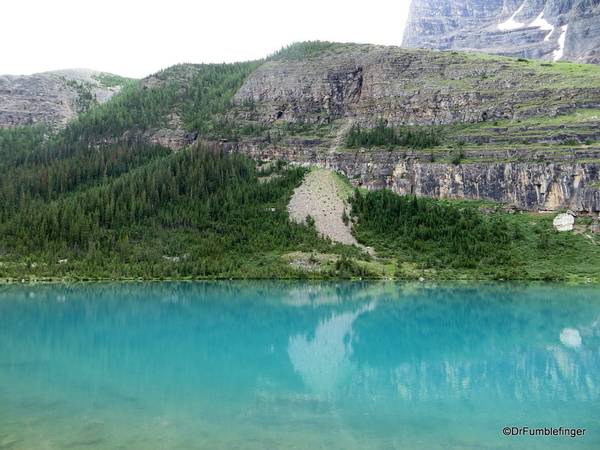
left=268, top=41, right=336, bottom=61
left=350, top=189, right=514, bottom=269
left=0, top=60, right=292, bottom=202
left=342, top=209, right=350, bottom=226
left=0, top=61, right=264, bottom=199
left=283, top=120, right=314, bottom=135
left=0, top=124, right=47, bottom=170
left=451, top=152, right=466, bottom=165
left=0, top=145, right=348, bottom=279
left=57, top=61, right=262, bottom=145
left=0, top=56, right=372, bottom=280
left=333, top=255, right=373, bottom=278
left=1, top=48, right=597, bottom=281
left=51, top=77, right=99, bottom=113
left=178, top=62, right=264, bottom=135
left=562, top=139, right=580, bottom=146
left=68, top=80, right=97, bottom=113
left=0, top=140, right=171, bottom=216
left=349, top=189, right=600, bottom=280
left=345, top=122, right=440, bottom=150
left=92, top=73, right=138, bottom=88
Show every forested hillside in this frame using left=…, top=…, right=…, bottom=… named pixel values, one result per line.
left=1, top=42, right=599, bottom=281
left=0, top=57, right=365, bottom=280
left=349, top=189, right=599, bottom=281
left=0, top=142, right=372, bottom=280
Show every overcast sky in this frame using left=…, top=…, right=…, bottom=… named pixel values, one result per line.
left=2, top=0, right=413, bottom=79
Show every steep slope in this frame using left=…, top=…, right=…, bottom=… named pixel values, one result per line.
left=402, top=0, right=600, bottom=64
left=0, top=69, right=134, bottom=129
left=224, top=43, right=600, bottom=211
left=232, top=43, right=600, bottom=129
left=1, top=43, right=600, bottom=280
left=287, top=169, right=357, bottom=245
left=4, top=43, right=600, bottom=213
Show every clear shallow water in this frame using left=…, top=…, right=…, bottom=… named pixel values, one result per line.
left=0, top=281, right=599, bottom=450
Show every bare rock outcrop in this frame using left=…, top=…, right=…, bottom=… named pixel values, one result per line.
left=553, top=211, right=576, bottom=230
left=0, top=69, right=129, bottom=129
left=227, top=44, right=600, bottom=212
left=402, top=0, right=600, bottom=65
left=0, top=74, right=79, bottom=129
left=232, top=45, right=600, bottom=128
left=225, top=142, right=600, bottom=212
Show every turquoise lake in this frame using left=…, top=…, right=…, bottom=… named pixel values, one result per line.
left=0, top=281, right=599, bottom=449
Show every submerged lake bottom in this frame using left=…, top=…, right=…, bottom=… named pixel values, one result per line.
left=0, top=281, right=599, bottom=449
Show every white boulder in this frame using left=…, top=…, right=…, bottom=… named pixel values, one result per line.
left=559, top=328, right=582, bottom=348
left=553, top=211, right=575, bottom=231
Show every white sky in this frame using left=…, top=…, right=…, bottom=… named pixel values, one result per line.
left=2, top=0, right=413, bottom=79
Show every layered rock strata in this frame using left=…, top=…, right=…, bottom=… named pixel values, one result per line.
left=228, top=45, right=600, bottom=212
left=232, top=46, right=600, bottom=128
left=223, top=142, right=600, bottom=212
left=0, top=74, right=80, bottom=128
left=402, top=0, right=600, bottom=65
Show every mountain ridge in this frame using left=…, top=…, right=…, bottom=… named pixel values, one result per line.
left=0, top=69, right=135, bottom=129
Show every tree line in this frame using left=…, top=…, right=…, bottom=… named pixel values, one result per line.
left=345, top=121, right=441, bottom=149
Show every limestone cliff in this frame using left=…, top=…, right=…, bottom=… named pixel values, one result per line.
left=226, top=44, right=600, bottom=212
left=402, top=0, right=600, bottom=65
left=232, top=45, right=600, bottom=128
left=223, top=142, right=600, bottom=212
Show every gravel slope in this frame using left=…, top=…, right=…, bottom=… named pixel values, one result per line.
left=287, top=169, right=358, bottom=245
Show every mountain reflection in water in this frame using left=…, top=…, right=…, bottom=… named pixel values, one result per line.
left=288, top=300, right=376, bottom=395
left=0, top=281, right=598, bottom=449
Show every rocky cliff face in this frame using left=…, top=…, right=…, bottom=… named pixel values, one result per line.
left=223, top=142, right=600, bottom=212
left=386, top=160, right=600, bottom=213
left=0, top=74, right=79, bottom=129
left=403, top=0, right=600, bottom=65
left=232, top=45, right=600, bottom=128
left=0, top=69, right=128, bottom=129
left=225, top=44, right=600, bottom=212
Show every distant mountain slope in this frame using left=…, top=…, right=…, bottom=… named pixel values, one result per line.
left=402, top=0, right=600, bottom=65
left=0, top=69, right=135, bottom=129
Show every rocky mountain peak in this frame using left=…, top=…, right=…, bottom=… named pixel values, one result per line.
left=402, top=0, right=600, bottom=64
left=0, top=69, right=133, bottom=130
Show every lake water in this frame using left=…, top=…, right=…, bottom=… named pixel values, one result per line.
left=0, top=281, right=599, bottom=449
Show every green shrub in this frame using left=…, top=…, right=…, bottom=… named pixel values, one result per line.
left=451, top=152, right=466, bottom=165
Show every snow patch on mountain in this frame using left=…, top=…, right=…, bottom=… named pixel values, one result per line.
left=553, top=24, right=569, bottom=61
left=498, top=2, right=526, bottom=30
left=529, top=12, right=555, bottom=41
